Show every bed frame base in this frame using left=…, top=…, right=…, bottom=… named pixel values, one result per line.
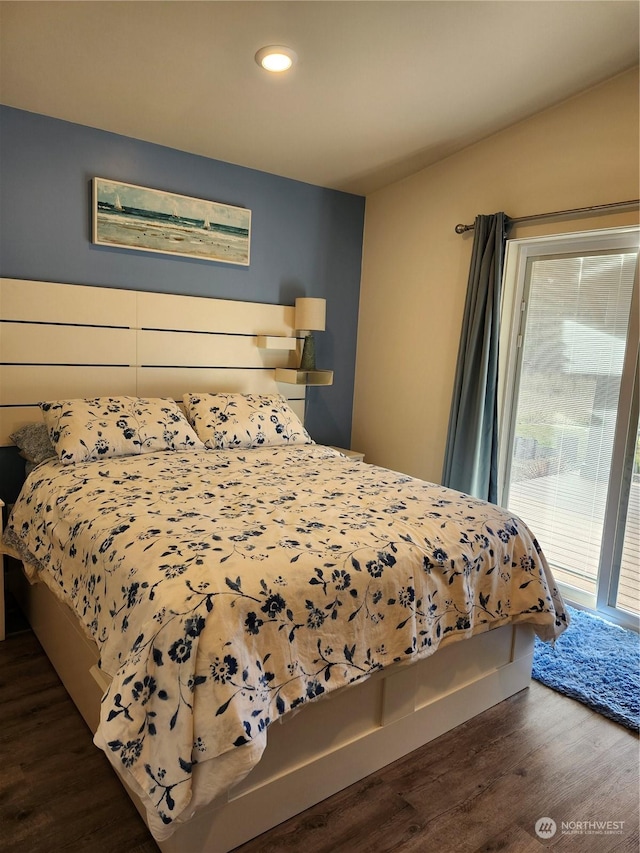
left=8, top=560, right=534, bottom=852
left=157, top=638, right=533, bottom=853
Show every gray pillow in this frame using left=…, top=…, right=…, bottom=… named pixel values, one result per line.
left=10, top=422, right=57, bottom=467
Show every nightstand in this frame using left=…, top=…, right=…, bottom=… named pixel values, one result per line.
left=330, top=447, right=365, bottom=462
left=0, top=499, right=4, bottom=641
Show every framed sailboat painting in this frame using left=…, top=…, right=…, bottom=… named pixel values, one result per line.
left=92, top=178, right=251, bottom=266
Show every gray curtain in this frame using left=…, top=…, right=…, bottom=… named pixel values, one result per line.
left=442, top=213, right=510, bottom=503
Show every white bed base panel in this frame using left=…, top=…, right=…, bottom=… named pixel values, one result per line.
left=0, top=278, right=305, bottom=443
left=8, top=562, right=534, bottom=853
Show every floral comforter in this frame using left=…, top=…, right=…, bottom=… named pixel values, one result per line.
left=5, top=445, right=567, bottom=840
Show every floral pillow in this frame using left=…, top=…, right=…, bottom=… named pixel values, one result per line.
left=183, top=392, right=314, bottom=450
left=40, top=396, right=205, bottom=464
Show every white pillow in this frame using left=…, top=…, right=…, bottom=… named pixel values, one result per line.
left=41, top=396, right=205, bottom=464
left=183, top=393, right=313, bottom=450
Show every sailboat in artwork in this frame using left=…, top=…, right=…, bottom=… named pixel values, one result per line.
left=114, top=194, right=123, bottom=212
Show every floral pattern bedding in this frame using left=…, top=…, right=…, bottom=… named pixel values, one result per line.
left=5, top=445, right=567, bottom=840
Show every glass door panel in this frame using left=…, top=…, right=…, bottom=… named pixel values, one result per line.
left=503, top=247, right=638, bottom=619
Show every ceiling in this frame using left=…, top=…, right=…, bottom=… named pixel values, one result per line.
left=1, top=1, right=638, bottom=196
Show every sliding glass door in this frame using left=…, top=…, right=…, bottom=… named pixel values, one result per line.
left=499, top=227, right=639, bottom=628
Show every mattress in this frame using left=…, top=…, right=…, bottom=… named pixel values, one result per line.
left=4, top=444, right=568, bottom=840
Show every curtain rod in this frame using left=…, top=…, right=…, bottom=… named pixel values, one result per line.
left=454, top=198, right=640, bottom=234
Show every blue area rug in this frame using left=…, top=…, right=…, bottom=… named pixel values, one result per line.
left=532, top=605, right=640, bottom=732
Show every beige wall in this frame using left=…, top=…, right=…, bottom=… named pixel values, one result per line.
left=352, top=67, right=639, bottom=482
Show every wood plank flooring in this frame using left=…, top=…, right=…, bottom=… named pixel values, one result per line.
left=1, top=627, right=638, bottom=853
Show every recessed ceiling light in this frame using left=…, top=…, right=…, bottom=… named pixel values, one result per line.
left=255, top=45, right=297, bottom=73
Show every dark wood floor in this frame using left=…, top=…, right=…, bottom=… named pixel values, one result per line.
left=1, top=625, right=638, bottom=853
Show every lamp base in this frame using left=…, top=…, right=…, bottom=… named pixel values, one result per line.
left=300, top=333, right=317, bottom=371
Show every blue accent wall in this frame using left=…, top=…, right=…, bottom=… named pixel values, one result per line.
left=0, top=106, right=364, bottom=475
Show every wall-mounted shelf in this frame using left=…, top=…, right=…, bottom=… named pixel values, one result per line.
left=256, top=335, right=297, bottom=350
left=275, top=368, right=333, bottom=386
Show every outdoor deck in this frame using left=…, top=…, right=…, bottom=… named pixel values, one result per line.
left=509, top=471, right=639, bottom=616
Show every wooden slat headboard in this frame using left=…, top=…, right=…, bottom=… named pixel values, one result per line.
left=0, top=278, right=305, bottom=444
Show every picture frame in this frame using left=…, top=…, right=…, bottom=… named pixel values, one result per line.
left=92, top=178, right=251, bottom=266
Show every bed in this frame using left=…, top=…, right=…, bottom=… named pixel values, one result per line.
left=0, top=278, right=568, bottom=852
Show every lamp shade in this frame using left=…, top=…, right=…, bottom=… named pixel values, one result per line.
left=295, top=297, right=326, bottom=331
